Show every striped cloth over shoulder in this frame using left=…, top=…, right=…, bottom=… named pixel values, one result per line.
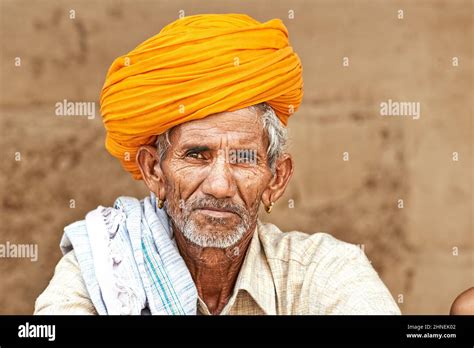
left=46, top=193, right=197, bottom=315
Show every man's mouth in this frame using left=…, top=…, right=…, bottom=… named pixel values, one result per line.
left=194, top=207, right=239, bottom=219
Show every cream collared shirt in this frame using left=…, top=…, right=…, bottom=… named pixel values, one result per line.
left=34, top=221, right=401, bottom=315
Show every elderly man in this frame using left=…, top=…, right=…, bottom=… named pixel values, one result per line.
left=35, top=14, right=400, bottom=315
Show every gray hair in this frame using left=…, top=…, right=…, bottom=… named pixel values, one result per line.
left=155, top=102, right=288, bottom=174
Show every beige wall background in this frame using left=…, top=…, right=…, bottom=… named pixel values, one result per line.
left=0, top=0, right=472, bottom=314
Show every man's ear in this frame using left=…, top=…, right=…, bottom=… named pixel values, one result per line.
left=136, top=145, right=166, bottom=200
left=261, top=153, right=294, bottom=207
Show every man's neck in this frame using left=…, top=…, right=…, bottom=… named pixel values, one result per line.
left=173, top=224, right=256, bottom=315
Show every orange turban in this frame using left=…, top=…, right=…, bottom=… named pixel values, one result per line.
left=100, top=13, right=303, bottom=179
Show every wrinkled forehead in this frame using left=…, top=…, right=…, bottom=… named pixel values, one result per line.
left=169, top=108, right=267, bottom=149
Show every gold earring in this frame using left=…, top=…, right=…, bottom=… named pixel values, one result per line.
left=157, top=199, right=165, bottom=209
left=265, top=202, right=274, bottom=214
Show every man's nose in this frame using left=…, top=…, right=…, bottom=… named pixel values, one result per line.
left=201, top=151, right=236, bottom=199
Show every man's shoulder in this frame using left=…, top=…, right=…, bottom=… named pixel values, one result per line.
left=257, top=220, right=362, bottom=266
left=34, top=250, right=97, bottom=315
left=256, top=221, right=401, bottom=314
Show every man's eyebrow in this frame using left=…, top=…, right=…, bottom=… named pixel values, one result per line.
left=183, top=145, right=211, bottom=152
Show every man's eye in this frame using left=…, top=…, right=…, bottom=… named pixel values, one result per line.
left=186, top=151, right=204, bottom=159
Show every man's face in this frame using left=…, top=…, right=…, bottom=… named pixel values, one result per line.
left=160, top=108, right=273, bottom=248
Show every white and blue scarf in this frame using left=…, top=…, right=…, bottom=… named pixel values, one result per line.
left=59, top=193, right=197, bottom=315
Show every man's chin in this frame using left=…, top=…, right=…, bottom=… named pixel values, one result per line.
left=192, top=220, right=241, bottom=236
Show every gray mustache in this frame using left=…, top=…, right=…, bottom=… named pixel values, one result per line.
left=190, top=198, right=246, bottom=217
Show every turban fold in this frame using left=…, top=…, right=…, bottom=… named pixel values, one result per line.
left=100, top=13, right=303, bottom=179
